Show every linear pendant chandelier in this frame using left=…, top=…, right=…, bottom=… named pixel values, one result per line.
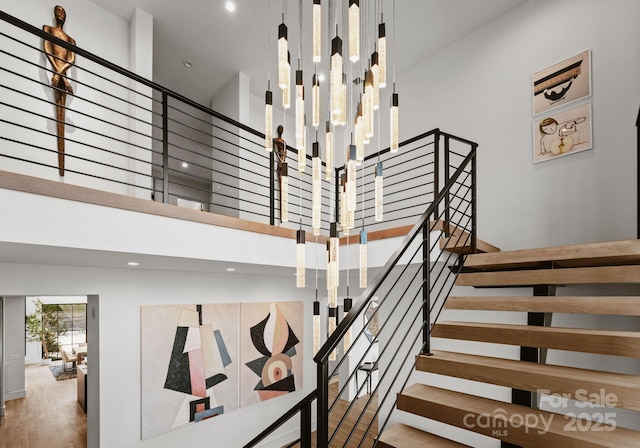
left=265, top=0, right=399, bottom=350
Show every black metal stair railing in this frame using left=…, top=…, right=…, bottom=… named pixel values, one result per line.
left=0, top=11, right=479, bottom=447
left=244, top=133, right=477, bottom=448
left=315, top=139, right=476, bottom=448
left=0, top=11, right=335, bottom=232
left=0, top=11, right=438, bottom=237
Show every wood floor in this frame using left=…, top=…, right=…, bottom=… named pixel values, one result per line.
left=0, top=363, right=87, bottom=448
left=289, top=382, right=379, bottom=448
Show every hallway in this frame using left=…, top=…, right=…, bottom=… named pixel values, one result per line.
left=0, top=363, right=87, bottom=448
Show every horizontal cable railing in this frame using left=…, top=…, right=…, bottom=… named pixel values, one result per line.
left=315, top=146, right=476, bottom=448
left=2, top=11, right=480, bottom=447
left=246, top=133, right=477, bottom=447
left=0, top=11, right=440, bottom=237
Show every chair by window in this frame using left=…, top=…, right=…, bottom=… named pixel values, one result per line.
left=61, top=349, right=77, bottom=372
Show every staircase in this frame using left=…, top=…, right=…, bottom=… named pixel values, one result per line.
left=379, top=239, right=640, bottom=447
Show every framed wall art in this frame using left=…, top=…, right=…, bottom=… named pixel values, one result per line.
left=532, top=50, right=591, bottom=116
left=533, top=101, right=592, bottom=163
left=140, top=301, right=303, bottom=440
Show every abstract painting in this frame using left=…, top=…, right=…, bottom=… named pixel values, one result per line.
left=140, top=303, right=239, bottom=440
left=141, top=301, right=303, bottom=440
left=240, top=302, right=303, bottom=407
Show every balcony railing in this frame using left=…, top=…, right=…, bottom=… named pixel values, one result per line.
left=0, top=11, right=453, bottom=237
left=0, top=10, right=480, bottom=448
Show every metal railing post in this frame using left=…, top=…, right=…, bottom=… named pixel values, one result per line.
left=444, top=135, right=451, bottom=232
left=162, top=92, right=170, bottom=204
left=316, top=361, right=329, bottom=448
left=471, top=145, right=478, bottom=253
left=270, top=150, right=275, bottom=225
left=422, top=222, right=432, bottom=355
left=300, top=400, right=312, bottom=448
left=334, top=167, right=341, bottom=223
left=433, top=129, right=440, bottom=220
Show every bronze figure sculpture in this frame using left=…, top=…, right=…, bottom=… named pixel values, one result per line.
left=43, top=5, right=76, bottom=176
left=274, top=125, right=288, bottom=222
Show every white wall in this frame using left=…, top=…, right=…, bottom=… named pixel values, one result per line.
left=0, top=261, right=317, bottom=448
left=399, top=0, right=640, bottom=250
left=128, top=8, right=154, bottom=199
left=0, top=0, right=153, bottom=196
left=2, top=297, right=26, bottom=401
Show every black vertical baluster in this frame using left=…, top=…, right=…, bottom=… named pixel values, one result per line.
left=300, top=400, right=311, bottom=448
left=444, top=136, right=451, bottom=232
left=316, top=361, right=329, bottom=448
left=162, top=92, right=169, bottom=204
left=433, top=130, right=440, bottom=220
left=423, top=222, right=432, bottom=355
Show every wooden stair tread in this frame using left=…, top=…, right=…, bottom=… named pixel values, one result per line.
left=377, top=423, right=471, bottom=448
left=456, top=265, right=640, bottom=287
left=398, top=384, right=640, bottom=447
left=444, top=296, right=640, bottom=315
left=430, top=219, right=468, bottom=235
left=417, top=350, right=640, bottom=411
left=464, top=239, right=640, bottom=270
left=440, top=235, right=500, bottom=254
left=431, top=321, right=640, bottom=357
left=429, top=219, right=500, bottom=254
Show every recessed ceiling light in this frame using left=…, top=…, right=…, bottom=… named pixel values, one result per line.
left=127, top=262, right=139, bottom=266
left=318, top=73, right=326, bottom=82
left=183, top=60, right=193, bottom=68
left=226, top=268, right=236, bottom=272
left=182, top=162, right=188, bottom=168
left=225, top=1, right=236, bottom=13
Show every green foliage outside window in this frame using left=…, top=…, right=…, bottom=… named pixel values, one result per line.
left=25, top=299, right=68, bottom=359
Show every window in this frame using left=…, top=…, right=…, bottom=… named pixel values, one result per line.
left=43, top=303, right=87, bottom=357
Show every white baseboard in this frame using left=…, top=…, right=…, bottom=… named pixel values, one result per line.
left=5, top=389, right=26, bottom=401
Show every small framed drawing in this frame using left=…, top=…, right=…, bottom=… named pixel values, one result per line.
left=533, top=101, right=592, bottom=164
left=533, top=50, right=591, bottom=116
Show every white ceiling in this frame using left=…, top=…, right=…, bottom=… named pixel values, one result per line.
left=90, top=0, right=524, bottom=106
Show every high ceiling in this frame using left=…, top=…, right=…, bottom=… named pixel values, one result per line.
left=1, top=1, right=525, bottom=275
left=90, top=0, right=524, bottom=106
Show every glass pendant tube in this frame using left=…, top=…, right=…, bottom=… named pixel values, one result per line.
left=312, top=142, right=322, bottom=234
left=312, top=74, right=320, bottom=128
left=312, top=0, right=321, bottom=63
left=348, top=0, right=360, bottom=62
left=265, top=90, right=273, bottom=151
left=343, top=297, right=353, bottom=352
left=327, top=222, right=339, bottom=308
left=378, top=23, right=386, bottom=88
left=313, top=301, right=321, bottom=356
left=295, top=70, right=305, bottom=153
left=281, top=162, right=289, bottom=222
left=339, top=75, right=347, bottom=126
left=390, top=93, right=399, bottom=152
left=364, top=70, right=374, bottom=140
left=278, top=23, right=289, bottom=89
left=330, top=36, right=343, bottom=116
left=328, top=306, right=337, bottom=361
left=325, top=121, right=334, bottom=181
left=374, top=162, right=383, bottom=222
left=339, top=174, right=347, bottom=233
left=346, top=144, right=357, bottom=213
left=359, top=229, right=367, bottom=288
left=371, top=52, right=380, bottom=111
left=296, top=228, right=305, bottom=287
left=355, top=102, right=364, bottom=163
left=283, top=52, right=291, bottom=109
